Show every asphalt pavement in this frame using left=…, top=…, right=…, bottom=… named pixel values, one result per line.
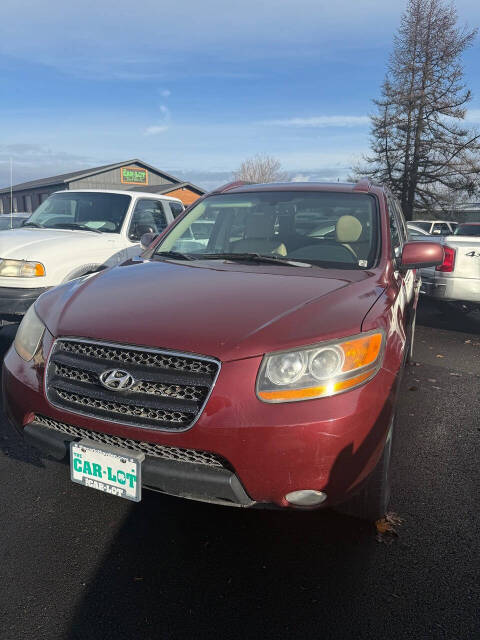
left=0, top=300, right=479, bottom=640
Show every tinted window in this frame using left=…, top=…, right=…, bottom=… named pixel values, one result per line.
left=129, top=199, right=168, bottom=241
left=432, top=223, right=451, bottom=235
left=169, top=201, right=184, bottom=218
left=155, top=191, right=379, bottom=269
left=454, top=224, right=480, bottom=236
left=28, top=192, right=131, bottom=233
left=394, top=200, right=408, bottom=242
left=414, top=222, right=431, bottom=232
left=387, top=197, right=401, bottom=256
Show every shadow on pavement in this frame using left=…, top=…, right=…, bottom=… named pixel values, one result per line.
left=67, top=494, right=375, bottom=640
left=416, top=297, right=480, bottom=334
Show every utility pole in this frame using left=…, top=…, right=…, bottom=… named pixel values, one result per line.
left=10, top=157, right=13, bottom=226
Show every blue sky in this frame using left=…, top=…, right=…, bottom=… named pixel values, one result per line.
left=1, top=0, right=479, bottom=190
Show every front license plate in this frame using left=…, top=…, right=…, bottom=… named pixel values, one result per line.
left=70, top=439, right=145, bottom=502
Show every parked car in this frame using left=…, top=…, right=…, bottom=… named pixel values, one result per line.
left=412, top=220, right=458, bottom=235
left=0, top=213, right=31, bottom=229
left=453, top=222, right=480, bottom=236
left=0, top=190, right=183, bottom=325
left=3, top=179, right=443, bottom=521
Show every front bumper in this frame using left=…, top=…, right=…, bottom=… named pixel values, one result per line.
left=0, top=286, right=49, bottom=324
left=3, top=333, right=399, bottom=509
left=22, top=421, right=255, bottom=507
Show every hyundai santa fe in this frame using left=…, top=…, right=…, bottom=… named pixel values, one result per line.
left=3, top=179, right=444, bottom=520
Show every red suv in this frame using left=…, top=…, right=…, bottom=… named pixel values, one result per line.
left=3, top=180, right=443, bottom=520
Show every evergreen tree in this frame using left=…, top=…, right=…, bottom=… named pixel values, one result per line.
left=356, top=0, right=479, bottom=219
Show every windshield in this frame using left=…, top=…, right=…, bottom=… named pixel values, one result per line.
left=26, top=192, right=131, bottom=233
left=154, top=191, right=379, bottom=269
left=454, top=224, right=480, bottom=236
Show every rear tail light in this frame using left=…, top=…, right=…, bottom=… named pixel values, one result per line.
left=436, top=246, right=455, bottom=272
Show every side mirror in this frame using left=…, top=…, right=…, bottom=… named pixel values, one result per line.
left=140, top=232, right=158, bottom=250
left=399, top=241, right=444, bottom=271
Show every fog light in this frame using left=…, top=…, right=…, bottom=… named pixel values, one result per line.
left=285, top=490, right=327, bottom=507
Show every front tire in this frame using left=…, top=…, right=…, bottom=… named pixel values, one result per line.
left=335, top=419, right=393, bottom=522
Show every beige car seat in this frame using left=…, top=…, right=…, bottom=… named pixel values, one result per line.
left=231, top=214, right=287, bottom=256
left=335, top=215, right=363, bottom=258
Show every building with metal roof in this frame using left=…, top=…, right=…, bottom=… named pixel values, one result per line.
left=0, top=159, right=205, bottom=214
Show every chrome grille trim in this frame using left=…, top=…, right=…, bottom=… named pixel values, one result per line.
left=54, top=362, right=206, bottom=402
left=60, top=340, right=218, bottom=375
left=54, top=388, right=191, bottom=424
left=33, top=415, right=226, bottom=467
left=45, top=338, right=221, bottom=432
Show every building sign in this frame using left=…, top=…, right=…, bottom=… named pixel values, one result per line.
left=120, top=167, right=148, bottom=185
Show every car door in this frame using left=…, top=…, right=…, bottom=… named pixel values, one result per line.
left=125, top=199, right=171, bottom=259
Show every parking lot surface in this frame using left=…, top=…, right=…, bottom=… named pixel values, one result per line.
left=0, top=300, right=479, bottom=640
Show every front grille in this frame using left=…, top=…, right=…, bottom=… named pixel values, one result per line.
left=34, top=415, right=226, bottom=467
left=46, top=338, right=220, bottom=431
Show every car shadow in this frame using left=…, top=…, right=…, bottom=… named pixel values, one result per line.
left=66, top=383, right=404, bottom=639
left=66, top=492, right=376, bottom=640
left=416, top=297, right=480, bottom=334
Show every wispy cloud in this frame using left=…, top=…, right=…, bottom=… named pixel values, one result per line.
left=143, top=104, right=170, bottom=136
left=144, top=125, right=168, bottom=135
left=261, top=115, right=370, bottom=128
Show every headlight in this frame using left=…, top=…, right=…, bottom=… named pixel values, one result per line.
left=14, top=305, right=46, bottom=361
left=256, top=330, right=384, bottom=403
left=0, top=259, right=46, bottom=277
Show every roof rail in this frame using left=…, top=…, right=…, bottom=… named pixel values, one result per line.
left=210, top=180, right=255, bottom=194
left=352, top=177, right=372, bottom=193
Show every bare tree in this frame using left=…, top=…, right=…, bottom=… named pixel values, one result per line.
left=234, top=154, right=288, bottom=183
left=355, top=0, right=480, bottom=220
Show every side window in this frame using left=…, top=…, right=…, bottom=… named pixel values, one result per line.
left=129, top=199, right=167, bottom=241
left=169, top=201, right=184, bottom=218
left=387, top=197, right=402, bottom=258
left=394, top=200, right=408, bottom=242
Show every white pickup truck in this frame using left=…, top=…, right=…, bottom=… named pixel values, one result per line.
left=0, top=189, right=184, bottom=325
left=419, top=223, right=480, bottom=312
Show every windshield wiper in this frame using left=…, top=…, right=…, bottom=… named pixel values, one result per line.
left=22, top=222, right=44, bottom=228
left=51, top=223, right=102, bottom=233
left=153, top=250, right=197, bottom=261
left=199, top=253, right=312, bottom=267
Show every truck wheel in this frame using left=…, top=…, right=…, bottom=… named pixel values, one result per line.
left=335, top=418, right=393, bottom=522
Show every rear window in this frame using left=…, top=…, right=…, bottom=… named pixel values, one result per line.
left=156, top=191, right=379, bottom=269
left=454, top=224, right=480, bottom=236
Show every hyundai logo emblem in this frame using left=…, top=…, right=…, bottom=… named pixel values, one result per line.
left=99, top=368, right=136, bottom=391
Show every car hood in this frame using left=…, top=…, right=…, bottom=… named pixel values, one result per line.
left=0, top=228, right=117, bottom=260
left=36, top=259, right=386, bottom=362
